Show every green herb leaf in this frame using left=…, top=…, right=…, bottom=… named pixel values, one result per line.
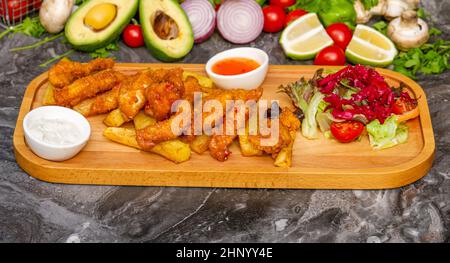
left=89, top=41, right=120, bottom=58
left=360, top=0, right=379, bottom=10
left=372, top=20, right=388, bottom=35
left=429, top=27, right=442, bottom=37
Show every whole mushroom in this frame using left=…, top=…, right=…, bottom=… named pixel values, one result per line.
left=40, top=0, right=75, bottom=34
left=387, top=10, right=429, bottom=51
left=384, top=0, right=420, bottom=20
left=354, top=0, right=387, bottom=24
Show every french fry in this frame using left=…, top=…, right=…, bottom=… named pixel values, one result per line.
left=238, top=134, right=263, bottom=157
left=103, top=127, right=139, bottom=149
left=190, top=135, right=211, bottom=154
left=274, top=131, right=296, bottom=168
left=104, top=109, right=128, bottom=127
left=73, top=98, right=94, bottom=116
left=42, top=84, right=56, bottom=105
left=103, top=127, right=191, bottom=163
left=133, top=111, right=157, bottom=129
left=183, top=71, right=214, bottom=89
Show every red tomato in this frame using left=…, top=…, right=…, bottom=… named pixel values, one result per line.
left=314, top=45, right=346, bottom=66
left=122, top=24, right=144, bottom=48
left=326, top=23, right=353, bottom=50
left=262, top=5, right=286, bottom=33
left=2, top=0, right=28, bottom=22
left=330, top=121, right=365, bottom=143
left=392, top=97, right=416, bottom=115
left=284, top=9, right=308, bottom=27
left=270, top=0, right=295, bottom=9
left=33, top=0, right=42, bottom=10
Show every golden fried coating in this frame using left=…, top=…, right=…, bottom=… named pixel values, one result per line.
left=82, top=85, right=121, bottom=116
left=48, top=58, right=115, bottom=88
left=209, top=134, right=236, bottom=162
left=144, top=68, right=184, bottom=121
left=136, top=113, right=190, bottom=150
left=118, top=71, right=153, bottom=120
left=54, top=69, right=124, bottom=107
left=73, top=85, right=120, bottom=116
left=183, top=76, right=204, bottom=104
left=247, top=108, right=300, bottom=156
left=145, top=82, right=184, bottom=121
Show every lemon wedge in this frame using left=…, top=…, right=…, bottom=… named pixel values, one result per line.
left=280, top=13, right=333, bottom=60
left=346, top=25, right=398, bottom=67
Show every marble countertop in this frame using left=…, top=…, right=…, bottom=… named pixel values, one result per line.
left=0, top=1, right=449, bottom=243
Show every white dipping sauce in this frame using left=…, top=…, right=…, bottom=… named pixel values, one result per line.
left=27, top=117, right=82, bottom=145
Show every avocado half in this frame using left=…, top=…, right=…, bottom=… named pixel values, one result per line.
left=65, top=0, right=139, bottom=52
left=140, top=0, right=194, bottom=62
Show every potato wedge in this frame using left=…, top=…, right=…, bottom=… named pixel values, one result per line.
left=133, top=111, right=157, bottom=130
left=104, top=109, right=128, bottom=127
left=103, top=127, right=191, bottom=163
left=42, top=84, right=56, bottom=105
left=239, top=134, right=263, bottom=157
left=183, top=71, right=213, bottom=89
left=190, top=135, right=211, bottom=154
left=274, top=131, right=296, bottom=168
left=103, top=127, right=139, bottom=149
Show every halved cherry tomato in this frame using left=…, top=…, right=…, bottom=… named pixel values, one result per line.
left=314, top=45, right=346, bottom=66
left=262, top=5, right=286, bottom=33
left=270, top=0, right=295, bottom=9
left=122, top=24, right=144, bottom=48
left=284, top=9, right=308, bottom=27
left=330, top=121, right=365, bottom=143
left=326, top=23, right=353, bottom=50
left=392, top=97, right=416, bottom=115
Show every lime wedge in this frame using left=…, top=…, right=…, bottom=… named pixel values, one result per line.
left=346, top=25, right=398, bottom=67
left=280, top=13, right=333, bottom=60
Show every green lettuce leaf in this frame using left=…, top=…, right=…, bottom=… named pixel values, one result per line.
left=366, top=115, right=408, bottom=150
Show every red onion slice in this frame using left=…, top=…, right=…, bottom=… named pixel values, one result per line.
left=181, top=0, right=216, bottom=44
left=217, top=0, right=264, bottom=44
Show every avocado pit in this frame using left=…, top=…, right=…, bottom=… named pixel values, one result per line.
left=152, top=11, right=180, bottom=40
left=84, top=3, right=118, bottom=31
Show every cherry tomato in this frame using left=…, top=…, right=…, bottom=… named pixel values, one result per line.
left=326, top=23, right=353, bottom=50
left=392, top=97, right=416, bottom=115
left=262, top=5, right=286, bottom=33
left=33, top=0, right=42, bottom=10
left=269, top=0, right=295, bottom=9
left=122, top=24, right=145, bottom=48
left=314, top=45, right=346, bottom=66
left=330, top=121, right=365, bottom=143
left=284, top=9, right=308, bottom=27
left=2, top=0, right=28, bottom=22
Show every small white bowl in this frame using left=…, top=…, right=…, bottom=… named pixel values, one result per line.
left=205, top=47, right=269, bottom=90
left=23, top=106, right=91, bottom=162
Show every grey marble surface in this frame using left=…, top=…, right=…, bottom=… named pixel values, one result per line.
left=0, top=1, right=449, bottom=243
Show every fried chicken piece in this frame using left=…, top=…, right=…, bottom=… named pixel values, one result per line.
left=73, top=85, right=120, bottom=116
left=136, top=87, right=263, bottom=153
left=182, top=76, right=204, bottom=104
left=145, top=81, right=184, bottom=121
left=209, top=134, right=236, bottom=162
left=247, top=108, right=300, bottom=156
left=136, top=113, right=191, bottom=150
left=144, top=68, right=185, bottom=121
left=54, top=69, right=124, bottom=107
left=49, top=58, right=115, bottom=88
left=118, top=71, right=153, bottom=120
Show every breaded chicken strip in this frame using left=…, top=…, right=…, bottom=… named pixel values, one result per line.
left=54, top=69, right=124, bottom=107
left=48, top=58, right=115, bottom=88
left=118, top=71, right=154, bottom=120
left=247, top=108, right=300, bottom=156
left=144, top=68, right=184, bottom=121
left=136, top=87, right=263, bottom=153
left=73, top=85, right=121, bottom=116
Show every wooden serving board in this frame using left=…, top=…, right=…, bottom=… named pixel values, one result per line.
left=13, top=64, right=435, bottom=189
